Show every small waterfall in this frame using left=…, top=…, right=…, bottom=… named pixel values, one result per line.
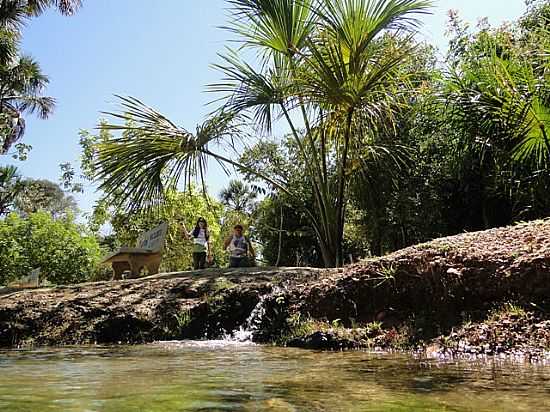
left=154, top=288, right=283, bottom=348
left=225, top=287, right=281, bottom=342
left=155, top=296, right=268, bottom=348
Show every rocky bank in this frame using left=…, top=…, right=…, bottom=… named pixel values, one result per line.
left=1, top=219, right=549, bottom=359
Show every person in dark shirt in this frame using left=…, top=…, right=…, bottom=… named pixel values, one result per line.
left=224, top=224, right=255, bottom=268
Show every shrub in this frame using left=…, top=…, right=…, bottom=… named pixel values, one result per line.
left=0, top=212, right=101, bottom=285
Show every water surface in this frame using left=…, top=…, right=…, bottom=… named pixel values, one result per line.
left=0, top=342, right=549, bottom=411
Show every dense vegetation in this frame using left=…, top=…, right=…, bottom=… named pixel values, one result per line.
left=0, top=211, right=100, bottom=285
left=89, top=0, right=550, bottom=268
left=1, top=0, right=549, bottom=285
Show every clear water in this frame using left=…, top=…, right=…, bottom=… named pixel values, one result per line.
left=0, top=342, right=549, bottom=411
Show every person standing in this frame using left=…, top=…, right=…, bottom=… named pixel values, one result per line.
left=224, top=224, right=255, bottom=268
left=182, top=217, right=212, bottom=270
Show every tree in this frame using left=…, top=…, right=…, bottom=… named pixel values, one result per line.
left=254, top=195, right=323, bottom=267
left=14, top=178, right=78, bottom=218
left=219, top=179, right=257, bottom=214
left=0, top=55, right=55, bottom=154
left=0, top=0, right=82, bottom=154
left=0, top=0, right=81, bottom=27
left=241, top=137, right=376, bottom=265
left=92, top=0, right=432, bottom=267
left=27, top=0, right=82, bottom=16
left=0, top=164, right=22, bottom=215
left=446, top=27, right=550, bottom=171
left=442, top=10, right=550, bottom=226
left=0, top=211, right=100, bottom=286
left=344, top=38, right=437, bottom=255
left=238, top=138, right=323, bottom=266
left=213, top=0, right=432, bottom=267
left=88, top=186, right=227, bottom=272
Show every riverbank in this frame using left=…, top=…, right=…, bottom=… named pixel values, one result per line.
left=1, top=219, right=549, bottom=359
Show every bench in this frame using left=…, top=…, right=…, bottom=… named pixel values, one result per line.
left=102, top=222, right=168, bottom=280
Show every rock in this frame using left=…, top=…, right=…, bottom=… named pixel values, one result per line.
left=287, top=331, right=358, bottom=350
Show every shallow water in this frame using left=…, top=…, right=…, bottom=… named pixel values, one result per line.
left=0, top=342, right=549, bottom=412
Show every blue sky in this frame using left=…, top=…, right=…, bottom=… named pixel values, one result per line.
left=1, top=0, right=528, bottom=215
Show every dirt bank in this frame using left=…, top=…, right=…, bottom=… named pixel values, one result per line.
left=1, top=219, right=549, bottom=358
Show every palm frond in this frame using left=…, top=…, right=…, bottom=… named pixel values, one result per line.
left=444, top=50, right=550, bottom=169
left=224, top=0, right=316, bottom=57
left=511, top=96, right=550, bottom=167
left=300, top=32, right=415, bottom=112
left=9, top=95, right=55, bottom=118
left=209, top=49, right=293, bottom=134
left=97, top=97, right=210, bottom=212
left=314, top=0, right=432, bottom=56
left=0, top=1, right=29, bottom=30
left=0, top=28, right=18, bottom=65
left=26, top=0, right=82, bottom=16
left=95, top=96, right=290, bottom=213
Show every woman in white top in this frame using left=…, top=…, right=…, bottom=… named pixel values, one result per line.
left=182, top=217, right=212, bottom=270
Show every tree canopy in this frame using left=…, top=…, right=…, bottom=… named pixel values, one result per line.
left=91, top=0, right=434, bottom=267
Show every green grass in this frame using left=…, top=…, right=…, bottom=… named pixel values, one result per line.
left=489, top=302, right=527, bottom=321
left=371, top=263, right=397, bottom=288
left=174, top=309, right=192, bottom=329
left=278, top=314, right=389, bottom=347
left=365, top=321, right=383, bottom=336
left=212, top=277, right=236, bottom=292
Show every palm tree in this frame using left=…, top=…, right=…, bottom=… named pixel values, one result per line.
left=94, top=0, right=432, bottom=267
left=0, top=0, right=81, bottom=154
left=0, top=0, right=81, bottom=24
left=27, top=0, right=82, bottom=16
left=0, top=0, right=81, bottom=40
left=0, top=164, right=22, bottom=215
left=0, top=54, right=54, bottom=154
left=219, top=179, right=258, bottom=213
left=449, top=51, right=550, bottom=169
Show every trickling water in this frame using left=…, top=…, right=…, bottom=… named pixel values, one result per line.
left=225, top=288, right=275, bottom=342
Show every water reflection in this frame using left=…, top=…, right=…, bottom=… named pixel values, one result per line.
left=0, top=342, right=549, bottom=411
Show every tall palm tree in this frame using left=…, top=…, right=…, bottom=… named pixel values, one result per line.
left=94, top=0, right=432, bottom=267
left=0, top=0, right=81, bottom=154
left=0, top=54, right=54, bottom=154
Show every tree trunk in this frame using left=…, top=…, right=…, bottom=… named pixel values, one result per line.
left=275, top=205, right=283, bottom=267
left=318, top=237, right=337, bottom=268
left=370, top=231, right=382, bottom=257
left=335, top=110, right=354, bottom=267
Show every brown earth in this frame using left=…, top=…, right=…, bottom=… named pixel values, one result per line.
left=1, top=219, right=549, bottom=359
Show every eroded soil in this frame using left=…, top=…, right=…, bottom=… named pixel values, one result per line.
left=1, top=219, right=549, bottom=359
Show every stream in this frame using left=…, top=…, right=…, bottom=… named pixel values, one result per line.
left=1, top=342, right=549, bottom=411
